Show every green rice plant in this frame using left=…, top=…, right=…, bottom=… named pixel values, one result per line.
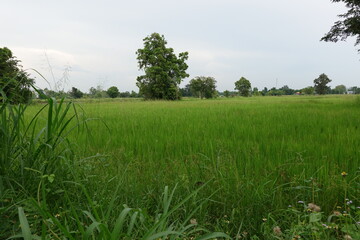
left=4, top=93, right=359, bottom=238
left=355, top=95, right=360, bottom=106
left=57, top=95, right=359, bottom=236
left=13, top=184, right=230, bottom=239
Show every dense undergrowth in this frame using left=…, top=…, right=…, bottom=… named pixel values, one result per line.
left=1, top=89, right=359, bottom=239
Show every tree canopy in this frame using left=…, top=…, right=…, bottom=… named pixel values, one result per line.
left=321, top=0, right=360, bottom=52
left=69, top=87, right=83, bottom=99
left=302, top=86, right=315, bottom=95
left=136, top=33, right=189, bottom=100
left=0, top=47, right=34, bottom=103
left=189, top=76, right=217, bottom=99
left=107, top=86, right=120, bottom=98
left=235, top=77, right=252, bottom=97
left=332, top=84, right=347, bottom=94
left=314, top=73, right=332, bottom=95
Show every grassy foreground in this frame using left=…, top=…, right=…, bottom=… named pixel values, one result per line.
left=1, top=95, right=359, bottom=239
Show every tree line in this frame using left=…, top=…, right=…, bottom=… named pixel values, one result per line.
left=1, top=46, right=359, bottom=102
left=37, top=86, right=140, bottom=99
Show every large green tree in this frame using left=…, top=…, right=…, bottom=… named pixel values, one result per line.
left=136, top=33, right=189, bottom=100
left=107, top=86, right=120, bottom=98
left=189, top=76, right=217, bottom=99
left=314, top=73, right=332, bottom=95
left=0, top=47, right=34, bottom=103
left=321, top=0, right=360, bottom=52
left=234, top=77, right=251, bottom=97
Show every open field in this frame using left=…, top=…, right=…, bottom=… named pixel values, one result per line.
left=2, top=95, right=360, bottom=239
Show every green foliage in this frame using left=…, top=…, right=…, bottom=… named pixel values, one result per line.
left=71, top=96, right=358, bottom=237
left=267, top=87, right=284, bottom=96
left=11, top=182, right=230, bottom=239
left=321, top=0, right=360, bottom=52
left=223, top=90, right=231, bottom=97
left=107, top=86, right=120, bottom=98
left=0, top=81, right=228, bottom=239
left=180, top=84, right=193, bottom=97
left=0, top=47, right=34, bottom=103
left=235, top=77, right=252, bottom=97
left=89, top=85, right=108, bottom=98
left=302, top=86, right=315, bottom=95
left=189, top=76, right=217, bottom=99
left=332, top=85, right=347, bottom=94
left=130, top=90, right=139, bottom=98
left=261, top=87, right=269, bottom=96
left=0, top=97, right=83, bottom=194
left=69, top=87, right=83, bottom=99
left=280, top=85, right=296, bottom=95
left=136, top=33, right=189, bottom=100
left=349, top=86, right=360, bottom=94
left=2, top=93, right=359, bottom=239
left=258, top=198, right=360, bottom=240
left=314, top=73, right=332, bottom=95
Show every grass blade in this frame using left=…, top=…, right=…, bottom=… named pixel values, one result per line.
left=110, top=205, right=133, bottom=239
left=18, top=207, right=32, bottom=240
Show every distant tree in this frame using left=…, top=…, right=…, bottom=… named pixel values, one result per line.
left=0, top=47, right=34, bottom=103
left=235, top=77, right=251, bottom=97
left=130, top=90, right=139, bottom=98
left=314, top=73, right=332, bottom=95
left=267, top=87, right=284, bottom=96
left=179, top=84, right=192, bottom=97
left=321, top=0, right=360, bottom=53
left=107, top=86, right=120, bottom=98
left=189, top=76, right=217, bottom=99
left=349, top=86, right=360, bottom=94
left=69, top=87, right=83, bottom=99
left=332, top=84, right=347, bottom=94
left=41, top=88, right=57, bottom=98
left=261, top=87, right=268, bottom=96
left=89, top=85, right=108, bottom=98
left=280, top=85, right=295, bottom=95
left=89, top=87, right=97, bottom=96
left=252, top=87, right=261, bottom=96
left=136, top=33, right=189, bottom=100
left=302, top=86, right=315, bottom=95
left=119, top=91, right=131, bottom=98
left=223, top=90, right=230, bottom=97
left=203, top=77, right=217, bottom=99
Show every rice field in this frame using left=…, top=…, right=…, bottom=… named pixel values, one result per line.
left=3, top=95, right=360, bottom=239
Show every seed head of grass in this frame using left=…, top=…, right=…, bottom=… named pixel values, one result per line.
left=273, top=226, right=282, bottom=236
left=307, top=203, right=321, bottom=212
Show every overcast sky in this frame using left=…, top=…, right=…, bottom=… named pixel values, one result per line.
left=2, top=0, right=359, bottom=92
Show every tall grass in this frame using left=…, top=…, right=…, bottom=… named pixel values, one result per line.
left=0, top=84, right=88, bottom=237
left=0, top=95, right=81, bottom=193
left=1, top=90, right=359, bottom=238
left=55, top=95, right=359, bottom=236
left=0, top=85, right=229, bottom=239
